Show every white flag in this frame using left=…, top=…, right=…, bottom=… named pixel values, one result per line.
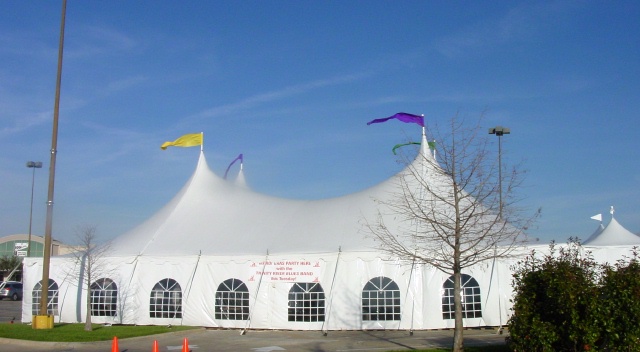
left=590, top=214, right=602, bottom=222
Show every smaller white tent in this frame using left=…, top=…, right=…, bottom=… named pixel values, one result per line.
left=583, top=223, right=605, bottom=244
left=583, top=210, right=640, bottom=246
left=581, top=210, right=640, bottom=264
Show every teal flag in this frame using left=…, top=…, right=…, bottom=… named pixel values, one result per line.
left=391, top=141, right=436, bottom=155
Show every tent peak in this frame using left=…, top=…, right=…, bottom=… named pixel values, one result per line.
left=583, top=208, right=640, bottom=246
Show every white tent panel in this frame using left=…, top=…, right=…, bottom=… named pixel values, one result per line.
left=22, top=250, right=524, bottom=330
left=19, top=129, right=639, bottom=330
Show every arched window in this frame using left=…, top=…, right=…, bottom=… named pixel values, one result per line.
left=287, top=282, right=325, bottom=322
left=91, top=278, right=117, bottom=317
left=362, top=276, right=401, bottom=321
left=442, top=274, right=482, bottom=319
left=215, top=278, right=249, bottom=320
left=149, top=278, right=182, bottom=318
left=31, top=279, right=59, bottom=316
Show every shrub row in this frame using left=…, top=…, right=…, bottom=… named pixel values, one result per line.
left=509, top=239, right=640, bottom=351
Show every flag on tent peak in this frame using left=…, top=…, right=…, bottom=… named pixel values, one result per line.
left=367, top=112, right=424, bottom=127
left=224, top=153, right=244, bottom=180
left=392, top=142, right=420, bottom=155
left=391, top=141, right=437, bottom=155
left=161, top=133, right=203, bottom=150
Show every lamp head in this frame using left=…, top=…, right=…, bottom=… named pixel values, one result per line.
left=488, top=126, right=510, bottom=136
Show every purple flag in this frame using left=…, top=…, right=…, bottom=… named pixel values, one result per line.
left=223, top=153, right=243, bottom=180
left=367, top=112, right=424, bottom=127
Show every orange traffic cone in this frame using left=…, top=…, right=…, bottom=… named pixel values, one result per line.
left=152, top=340, right=159, bottom=352
left=111, top=336, right=119, bottom=352
left=182, top=337, right=189, bottom=352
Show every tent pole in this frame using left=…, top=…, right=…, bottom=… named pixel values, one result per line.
left=122, top=255, right=140, bottom=325
left=405, top=128, right=427, bottom=334
left=400, top=254, right=417, bottom=335
left=46, top=258, right=75, bottom=324
left=485, top=245, right=503, bottom=334
left=321, top=247, right=341, bottom=336
left=242, top=250, right=268, bottom=335
left=180, top=251, right=202, bottom=326
left=496, top=257, right=503, bottom=334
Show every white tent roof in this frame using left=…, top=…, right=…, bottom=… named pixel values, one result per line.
left=234, top=163, right=248, bottom=188
left=583, top=223, right=604, bottom=244
left=110, top=132, right=439, bottom=257
left=583, top=216, right=640, bottom=246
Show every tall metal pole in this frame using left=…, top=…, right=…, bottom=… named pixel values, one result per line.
left=39, top=0, right=67, bottom=318
left=498, top=135, right=503, bottom=218
left=488, top=126, right=510, bottom=219
left=26, top=161, right=43, bottom=257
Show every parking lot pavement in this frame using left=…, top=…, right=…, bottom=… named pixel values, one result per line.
left=0, top=299, right=21, bottom=323
left=1, top=300, right=506, bottom=351
left=0, top=328, right=506, bottom=352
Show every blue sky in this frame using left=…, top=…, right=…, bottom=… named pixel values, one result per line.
left=1, top=1, right=639, bottom=246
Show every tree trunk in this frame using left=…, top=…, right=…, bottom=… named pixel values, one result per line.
left=84, top=256, right=92, bottom=331
left=85, top=281, right=92, bottom=331
left=453, top=265, right=464, bottom=351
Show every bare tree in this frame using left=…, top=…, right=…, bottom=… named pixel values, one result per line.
left=0, top=255, right=22, bottom=281
left=69, top=225, right=113, bottom=331
left=364, top=116, right=538, bottom=351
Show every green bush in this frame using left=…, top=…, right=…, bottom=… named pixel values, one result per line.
left=509, top=240, right=601, bottom=351
left=509, top=240, right=640, bottom=351
left=597, top=250, right=640, bottom=351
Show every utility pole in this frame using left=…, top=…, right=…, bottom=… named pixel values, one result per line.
left=26, top=161, right=43, bottom=257
left=488, top=126, right=510, bottom=218
left=36, top=0, right=66, bottom=327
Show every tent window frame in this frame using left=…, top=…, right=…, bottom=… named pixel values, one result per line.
left=442, top=274, right=483, bottom=319
left=31, top=279, right=59, bottom=316
left=91, top=278, right=118, bottom=317
left=287, top=282, right=325, bottom=322
left=215, top=278, right=249, bottom=320
left=149, top=278, right=182, bottom=319
left=361, top=276, right=401, bottom=321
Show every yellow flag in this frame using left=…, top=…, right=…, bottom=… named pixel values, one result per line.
left=160, top=133, right=203, bottom=150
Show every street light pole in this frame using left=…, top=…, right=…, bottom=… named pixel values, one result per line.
left=488, top=126, right=510, bottom=218
left=26, top=161, right=43, bottom=257
left=38, top=0, right=66, bottom=323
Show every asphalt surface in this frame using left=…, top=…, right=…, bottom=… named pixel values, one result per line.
left=1, top=299, right=507, bottom=351
left=0, top=297, right=21, bottom=323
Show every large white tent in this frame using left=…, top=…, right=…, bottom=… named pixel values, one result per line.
left=21, top=129, right=638, bottom=331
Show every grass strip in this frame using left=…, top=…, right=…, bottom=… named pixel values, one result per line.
left=0, top=323, right=197, bottom=342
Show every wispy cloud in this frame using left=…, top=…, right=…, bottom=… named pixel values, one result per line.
left=434, top=14, right=526, bottom=58
left=69, top=121, right=157, bottom=165
left=189, top=71, right=373, bottom=120
left=0, top=111, right=50, bottom=136
left=0, top=31, right=57, bottom=60
left=550, top=76, right=594, bottom=94
left=103, top=75, right=148, bottom=94
left=67, top=25, right=137, bottom=59
left=434, top=2, right=579, bottom=58
left=348, top=91, right=508, bottom=110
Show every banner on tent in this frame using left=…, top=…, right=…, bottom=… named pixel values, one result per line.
left=248, top=259, right=323, bottom=283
